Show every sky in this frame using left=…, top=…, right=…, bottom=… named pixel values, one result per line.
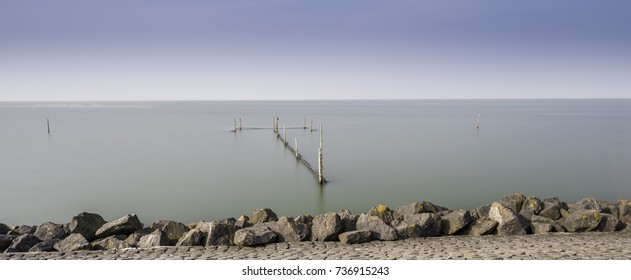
left=1, top=0, right=630, bottom=101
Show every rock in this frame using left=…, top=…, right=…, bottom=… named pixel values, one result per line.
left=356, top=213, right=397, bottom=241
left=462, top=219, right=498, bottom=236
left=473, top=204, right=491, bottom=220
left=520, top=196, right=543, bottom=216
left=539, top=202, right=561, bottom=220
left=29, top=239, right=61, bottom=252
left=248, top=208, right=278, bottom=224
left=233, top=227, right=277, bottom=246
left=531, top=215, right=565, bottom=232
left=619, top=200, right=631, bottom=224
left=489, top=202, right=528, bottom=236
left=398, top=213, right=442, bottom=238
left=367, top=204, right=395, bottom=225
left=531, top=222, right=553, bottom=234
left=560, top=208, right=570, bottom=218
left=68, top=212, right=107, bottom=241
left=338, top=230, right=372, bottom=244
left=92, top=235, right=130, bottom=250
left=596, top=213, right=622, bottom=232
left=125, top=228, right=153, bottom=247
left=569, top=198, right=601, bottom=213
left=310, top=212, right=342, bottom=241
left=137, top=229, right=168, bottom=248
left=235, top=215, right=252, bottom=229
left=5, top=234, right=41, bottom=252
left=95, top=214, right=143, bottom=238
left=499, top=193, right=527, bottom=213
left=54, top=233, right=91, bottom=252
left=0, top=234, right=16, bottom=252
left=176, top=229, right=204, bottom=246
left=563, top=210, right=602, bottom=232
left=34, top=222, right=67, bottom=241
left=440, top=210, right=473, bottom=235
left=0, top=223, right=10, bottom=235
left=220, top=217, right=237, bottom=225
left=150, top=220, right=188, bottom=245
left=14, top=225, right=37, bottom=235
left=597, top=201, right=619, bottom=218
left=338, top=209, right=357, bottom=232
left=203, top=221, right=237, bottom=246
left=544, top=197, right=568, bottom=209
left=394, top=201, right=447, bottom=221
left=294, top=214, right=314, bottom=227
left=268, top=217, right=309, bottom=242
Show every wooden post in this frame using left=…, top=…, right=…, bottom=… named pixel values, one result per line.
left=239, top=118, right=242, bottom=130
left=318, top=123, right=323, bottom=184
left=234, top=118, right=237, bottom=132
left=283, top=125, right=287, bottom=145
left=476, top=113, right=481, bottom=129
left=47, top=118, right=50, bottom=134
left=304, top=117, right=307, bottom=129
left=310, top=117, right=313, bottom=131
left=295, top=137, right=298, bottom=158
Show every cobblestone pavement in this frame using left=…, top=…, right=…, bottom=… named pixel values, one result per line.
left=2, top=232, right=630, bottom=260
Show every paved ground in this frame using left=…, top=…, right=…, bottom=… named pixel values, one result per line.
left=2, top=232, right=630, bottom=260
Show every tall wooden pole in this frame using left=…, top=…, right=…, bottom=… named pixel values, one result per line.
left=234, top=118, right=237, bottom=132
left=295, top=137, right=298, bottom=158
left=318, top=123, right=323, bottom=184
left=283, top=125, right=287, bottom=145
left=47, top=118, right=50, bottom=134
left=310, top=117, right=313, bottom=131
left=476, top=113, right=481, bottom=129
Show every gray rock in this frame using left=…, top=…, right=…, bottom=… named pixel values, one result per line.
left=29, top=239, right=61, bottom=252
left=499, top=193, right=527, bottom=213
left=248, top=208, right=278, bottom=224
left=356, top=213, right=397, bottom=241
left=338, top=209, right=358, bottom=232
left=531, top=222, right=553, bottom=234
left=520, top=197, right=543, bottom=216
left=294, top=214, right=314, bottom=227
left=394, top=201, right=447, bottom=221
left=597, top=201, right=619, bottom=218
left=596, top=213, right=622, bottom=232
left=560, top=208, right=570, bottom=218
left=338, top=230, right=372, bottom=244
left=54, top=233, right=91, bottom=252
left=268, top=217, right=309, bottom=242
left=462, top=219, right=498, bottom=236
left=531, top=215, right=565, bottom=232
left=125, top=228, right=153, bottom=247
left=137, top=229, right=168, bottom=248
left=176, top=229, right=204, bottom=246
left=397, top=213, right=442, bottom=238
left=0, top=223, right=10, bottom=235
left=310, top=212, right=342, bottom=241
left=367, top=204, right=395, bottom=225
left=204, top=221, right=237, bottom=246
left=14, top=225, right=37, bottom=235
left=440, top=210, right=474, bottom=235
left=233, top=226, right=277, bottom=246
left=489, top=202, right=528, bottom=235
left=95, top=214, right=143, bottom=238
left=235, top=215, right=252, bottom=229
left=69, top=212, right=107, bottom=241
left=569, top=198, right=602, bottom=213
left=34, top=222, right=67, bottom=241
left=619, top=200, right=631, bottom=224
left=0, top=234, right=16, bottom=252
left=563, top=210, right=602, bottom=232
left=150, top=220, right=188, bottom=246
left=5, top=234, right=41, bottom=252
left=92, top=235, right=130, bottom=250
left=539, top=201, right=561, bottom=220
left=220, top=217, right=237, bottom=225
left=473, top=204, right=491, bottom=220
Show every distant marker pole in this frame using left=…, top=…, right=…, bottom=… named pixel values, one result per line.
left=283, top=125, right=287, bottom=145
left=47, top=118, right=50, bottom=134
left=476, top=113, right=481, bottom=129
left=295, top=137, right=299, bottom=158
left=239, top=118, right=242, bottom=130
left=318, top=123, right=323, bottom=184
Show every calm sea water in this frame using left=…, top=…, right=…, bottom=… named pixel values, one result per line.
left=1, top=99, right=630, bottom=225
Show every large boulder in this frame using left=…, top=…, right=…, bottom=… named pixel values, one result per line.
left=619, top=200, right=631, bottom=224
left=489, top=202, right=528, bottom=236
left=462, top=219, right=498, bottom=236
left=69, top=212, right=107, bottom=241
left=356, top=213, right=397, bottom=241
left=395, top=213, right=441, bottom=238
left=394, top=201, right=447, bottom=221
left=596, top=213, right=622, bottom=232
left=367, top=204, right=395, bottom=225
left=92, top=235, right=130, bottom=250
left=54, top=233, right=91, bottom=252
left=125, top=228, right=153, bottom=247
left=235, top=215, right=252, bottom=229
left=233, top=226, right=277, bottom=246
left=499, top=193, right=527, bottom=213
left=569, top=198, right=601, bottom=213
left=267, top=217, right=309, bottom=242
left=310, top=212, right=342, bottom=241
left=14, top=225, right=37, bottom=235
left=202, top=221, right=237, bottom=246
left=473, top=204, right=491, bottom=220
left=520, top=197, right=543, bottom=216
left=34, top=222, right=67, bottom=241
left=597, top=201, right=619, bottom=218
left=29, top=239, right=61, bottom=252
left=248, top=208, right=278, bottom=224
left=150, top=220, right=188, bottom=246
left=338, top=210, right=357, bottom=233
left=176, top=229, right=204, bottom=246
left=5, top=234, right=41, bottom=252
left=539, top=201, right=562, bottom=220
left=531, top=222, right=553, bottom=234
left=338, top=230, right=372, bottom=244
left=563, top=210, right=602, bottom=232
left=440, top=210, right=473, bottom=235
left=0, top=235, right=16, bottom=252
left=137, top=229, right=168, bottom=248
left=0, top=223, right=10, bottom=235
left=95, top=214, right=143, bottom=238
left=531, top=215, right=565, bottom=232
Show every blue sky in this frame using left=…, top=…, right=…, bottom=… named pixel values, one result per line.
left=1, top=0, right=630, bottom=101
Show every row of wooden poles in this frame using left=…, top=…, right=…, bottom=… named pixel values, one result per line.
left=232, top=116, right=326, bottom=184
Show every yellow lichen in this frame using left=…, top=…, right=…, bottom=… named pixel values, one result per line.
left=377, top=204, right=388, bottom=213
left=593, top=212, right=600, bottom=219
